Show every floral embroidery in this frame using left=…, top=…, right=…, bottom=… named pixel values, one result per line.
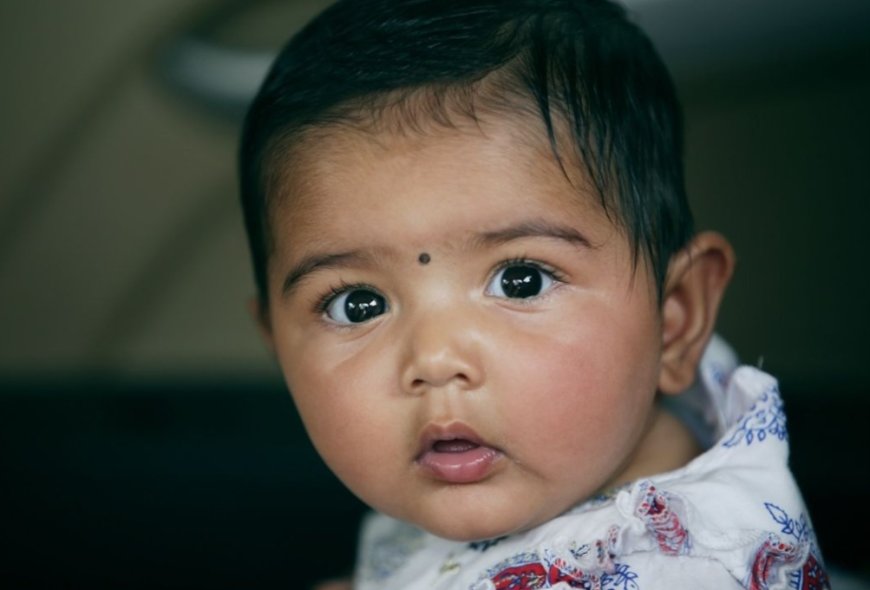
left=765, top=503, right=811, bottom=544
left=722, top=385, right=788, bottom=448
left=473, top=550, right=639, bottom=590
left=474, top=530, right=633, bottom=590
left=601, top=564, right=640, bottom=590
left=749, top=535, right=803, bottom=590
left=478, top=550, right=546, bottom=589
left=746, top=503, right=830, bottom=590
left=634, top=483, right=691, bottom=556
left=789, top=554, right=829, bottom=590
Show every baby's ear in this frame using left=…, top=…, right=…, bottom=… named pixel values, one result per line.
left=248, top=296, right=275, bottom=354
left=659, top=232, right=735, bottom=394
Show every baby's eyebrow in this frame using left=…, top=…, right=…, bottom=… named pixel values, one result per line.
left=282, top=250, right=371, bottom=298
left=476, top=220, right=593, bottom=249
left=281, top=221, right=591, bottom=297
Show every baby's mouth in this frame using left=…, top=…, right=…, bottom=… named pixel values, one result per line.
left=416, top=424, right=503, bottom=484
left=432, top=439, right=480, bottom=453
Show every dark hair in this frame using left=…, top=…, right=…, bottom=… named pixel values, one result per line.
left=240, top=0, right=693, bottom=306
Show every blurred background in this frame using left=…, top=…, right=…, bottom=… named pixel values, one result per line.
left=1, top=0, right=868, bottom=587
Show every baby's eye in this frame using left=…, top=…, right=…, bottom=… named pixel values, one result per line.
left=324, top=288, right=388, bottom=324
left=486, top=262, right=556, bottom=299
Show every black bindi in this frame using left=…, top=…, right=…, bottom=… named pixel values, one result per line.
left=418, top=252, right=431, bottom=265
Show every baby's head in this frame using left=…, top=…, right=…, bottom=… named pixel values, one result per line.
left=240, top=0, right=734, bottom=541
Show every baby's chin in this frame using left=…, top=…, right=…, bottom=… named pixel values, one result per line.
left=422, top=521, right=517, bottom=543
left=400, top=500, right=557, bottom=543
left=369, top=471, right=599, bottom=542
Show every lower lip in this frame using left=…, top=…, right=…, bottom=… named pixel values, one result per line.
left=417, top=445, right=502, bottom=484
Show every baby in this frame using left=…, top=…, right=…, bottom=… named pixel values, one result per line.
left=239, top=0, right=828, bottom=588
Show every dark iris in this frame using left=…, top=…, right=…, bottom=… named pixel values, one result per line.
left=345, top=289, right=387, bottom=323
left=500, top=265, right=543, bottom=298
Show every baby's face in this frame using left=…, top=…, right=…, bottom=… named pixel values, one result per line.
left=265, top=120, right=666, bottom=541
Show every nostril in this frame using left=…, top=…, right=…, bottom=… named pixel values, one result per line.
left=402, top=342, right=482, bottom=393
left=409, top=372, right=471, bottom=391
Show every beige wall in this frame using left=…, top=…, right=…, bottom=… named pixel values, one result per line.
left=683, top=50, right=870, bottom=386
left=0, top=1, right=867, bottom=390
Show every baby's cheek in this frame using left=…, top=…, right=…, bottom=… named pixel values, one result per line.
left=502, top=331, right=653, bottom=451
left=292, top=366, right=402, bottom=490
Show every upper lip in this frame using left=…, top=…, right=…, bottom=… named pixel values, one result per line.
left=414, top=421, right=496, bottom=460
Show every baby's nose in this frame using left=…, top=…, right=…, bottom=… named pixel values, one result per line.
left=399, top=311, right=485, bottom=395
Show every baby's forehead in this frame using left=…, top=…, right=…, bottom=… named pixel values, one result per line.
left=273, top=110, right=601, bottom=215
left=266, top=116, right=625, bottom=262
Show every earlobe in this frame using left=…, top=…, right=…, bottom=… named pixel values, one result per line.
left=658, top=232, right=735, bottom=394
left=248, top=296, right=275, bottom=353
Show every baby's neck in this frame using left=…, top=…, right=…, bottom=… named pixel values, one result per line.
left=601, top=404, right=702, bottom=493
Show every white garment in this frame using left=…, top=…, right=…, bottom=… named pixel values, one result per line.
left=353, top=337, right=829, bottom=589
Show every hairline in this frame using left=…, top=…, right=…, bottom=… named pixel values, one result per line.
left=240, top=1, right=693, bottom=309
left=258, top=76, right=647, bottom=282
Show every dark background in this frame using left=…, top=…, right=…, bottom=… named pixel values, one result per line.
left=1, top=377, right=867, bottom=588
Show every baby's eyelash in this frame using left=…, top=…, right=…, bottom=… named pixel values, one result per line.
left=494, top=256, right=567, bottom=283
left=311, top=259, right=564, bottom=316
left=313, top=280, right=376, bottom=315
